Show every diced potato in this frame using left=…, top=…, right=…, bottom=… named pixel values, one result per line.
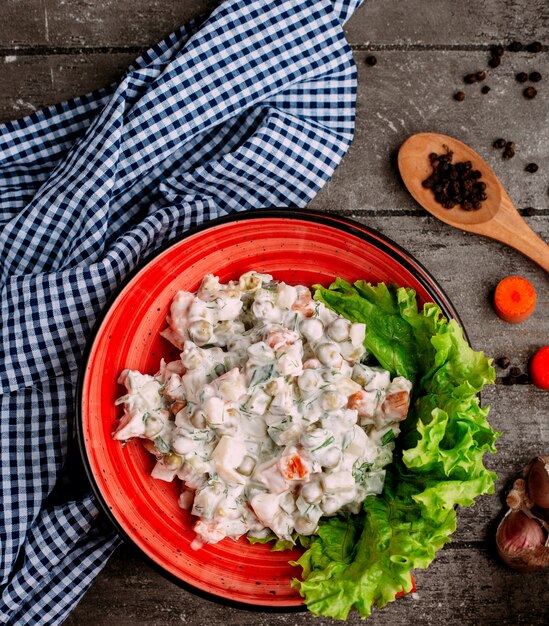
left=203, top=397, right=226, bottom=426
left=151, top=460, right=178, bottom=482
left=250, top=492, right=281, bottom=526
left=245, top=388, right=271, bottom=415
left=211, top=436, right=247, bottom=484
left=344, top=424, right=367, bottom=458
left=322, top=471, right=355, bottom=493
left=276, top=283, right=298, bottom=310
left=277, top=344, right=304, bottom=376
left=212, top=368, right=247, bottom=401
left=255, top=461, right=290, bottom=494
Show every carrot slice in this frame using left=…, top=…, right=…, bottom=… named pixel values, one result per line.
left=279, top=453, right=309, bottom=480
left=530, top=346, right=549, bottom=390
left=493, top=276, right=536, bottom=323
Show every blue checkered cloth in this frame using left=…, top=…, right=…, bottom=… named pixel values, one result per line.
left=0, top=0, right=361, bottom=622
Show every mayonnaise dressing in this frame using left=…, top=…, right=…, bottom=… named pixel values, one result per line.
left=114, top=272, right=412, bottom=548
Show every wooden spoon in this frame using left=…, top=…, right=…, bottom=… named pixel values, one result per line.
left=398, top=132, right=549, bottom=273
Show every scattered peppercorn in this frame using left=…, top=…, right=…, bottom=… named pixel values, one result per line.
left=365, top=55, right=377, bottom=66
left=502, top=373, right=530, bottom=385
left=481, top=85, right=491, bottom=94
left=529, top=71, right=542, bottom=82
left=526, top=41, right=543, bottom=53
left=524, top=207, right=536, bottom=216
left=464, top=73, right=478, bottom=84
left=525, top=162, right=539, bottom=173
left=422, top=147, right=488, bottom=211
left=510, top=366, right=522, bottom=377
left=508, top=41, right=523, bottom=52
left=491, top=45, right=505, bottom=57
left=488, top=56, right=501, bottom=68
left=476, top=71, right=487, bottom=82
left=516, top=72, right=529, bottom=83
left=523, top=86, right=537, bottom=99
left=497, top=356, right=511, bottom=369
left=502, top=141, right=516, bottom=160
left=493, top=138, right=506, bottom=149
left=454, top=91, right=466, bottom=102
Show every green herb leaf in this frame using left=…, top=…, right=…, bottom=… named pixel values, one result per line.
left=380, top=430, right=395, bottom=446
left=312, top=435, right=335, bottom=452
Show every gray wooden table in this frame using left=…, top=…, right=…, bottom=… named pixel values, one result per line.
left=2, top=1, right=548, bottom=624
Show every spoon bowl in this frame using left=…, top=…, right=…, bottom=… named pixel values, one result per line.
left=398, top=132, right=549, bottom=273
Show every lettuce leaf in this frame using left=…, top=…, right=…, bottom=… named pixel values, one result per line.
left=291, top=280, right=498, bottom=619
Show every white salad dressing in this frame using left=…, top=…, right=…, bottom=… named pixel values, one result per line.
left=114, top=272, right=412, bottom=548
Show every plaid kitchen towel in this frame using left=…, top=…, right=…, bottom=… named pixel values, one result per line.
left=0, top=0, right=362, bottom=623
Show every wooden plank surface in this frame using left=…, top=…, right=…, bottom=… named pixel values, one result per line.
left=1, top=1, right=548, bottom=624
left=2, top=0, right=549, bottom=47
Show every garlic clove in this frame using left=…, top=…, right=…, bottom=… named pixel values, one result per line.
left=496, top=509, right=549, bottom=572
left=526, top=456, right=549, bottom=510
left=505, top=478, right=531, bottom=511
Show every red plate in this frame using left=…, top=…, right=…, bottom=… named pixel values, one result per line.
left=77, top=209, right=460, bottom=609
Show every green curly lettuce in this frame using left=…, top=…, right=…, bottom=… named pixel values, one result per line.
left=290, top=279, right=499, bottom=619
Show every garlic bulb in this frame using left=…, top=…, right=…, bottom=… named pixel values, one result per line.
left=526, top=456, right=549, bottom=510
left=496, top=510, right=548, bottom=572
left=495, top=456, right=549, bottom=572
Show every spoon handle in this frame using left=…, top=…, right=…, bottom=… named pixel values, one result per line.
left=486, top=194, right=549, bottom=274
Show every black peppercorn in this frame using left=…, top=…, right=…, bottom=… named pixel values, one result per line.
left=493, top=138, right=506, bottom=149
left=422, top=147, right=488, bottom=212
left=454, top=91, right=466, bottom=102
left=508, top=41, right=523, bottom=52
left=464, top=73, right=478, bottom=84
left=488, top=56, right=501, bottom=68
left=525, top=162, right=539, bottom=173
left=365, top=55, right=377, bottom=66
left=497, top=356, right=511, bottom=369
left=502, top=141, right=516, bottom=160
left=529, top=71, right=542, bottom=82
left=481, top=85, right=491, bottom=94
left=476, top=71, right=487, bottom=81
left=510, top=366, right=522, bottom=377
left=526, top=41, right=542, bottom=53
left=516, top=72, right=528, bottom=83
left=516, top=373, right=530, bottom=384
left=491, top=45, right=505, bottom=57
left=523, top=86, right=537, bottom=99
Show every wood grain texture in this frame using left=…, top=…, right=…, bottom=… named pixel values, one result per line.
left=1, top=0, right=218, bottom=48
left=2, top=0, right=548, bottom=624
left=312, top=50, right=549, bottom=218
left=345, top=0, right=549, bottom=47
left=2, top=1, right=549, bottom=48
